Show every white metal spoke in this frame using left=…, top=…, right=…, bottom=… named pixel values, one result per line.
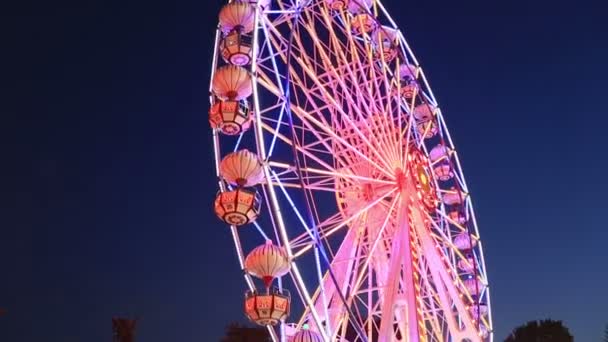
left=292, top=186, right=398, bottom=258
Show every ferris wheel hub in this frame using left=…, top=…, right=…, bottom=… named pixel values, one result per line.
left=395, top=168, right=407, bottom=192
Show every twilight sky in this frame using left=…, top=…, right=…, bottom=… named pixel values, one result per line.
left=3, top=0, right=608, bottom=341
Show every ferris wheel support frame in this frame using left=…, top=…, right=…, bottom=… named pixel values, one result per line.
left=209, top=1, right=493, bottom=341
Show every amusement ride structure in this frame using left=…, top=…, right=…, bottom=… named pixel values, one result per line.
left=208, top=0, right=492, bottom=341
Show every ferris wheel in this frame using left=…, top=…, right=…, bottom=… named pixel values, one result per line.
left=208, top=0, right=493, bottom=341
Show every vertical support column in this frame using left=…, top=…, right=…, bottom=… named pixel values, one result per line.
left=377, top=193, right=420, bottom=342
left=401, top=196, right=422, bottom=342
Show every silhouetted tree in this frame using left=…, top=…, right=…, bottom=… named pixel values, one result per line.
left=221, top=322, right=271, bottom=342
left=604, top=323, right=608, bottom=342
left=504, top=319, right=573, bottom=342
left=112, top=318, right=138, bottom=342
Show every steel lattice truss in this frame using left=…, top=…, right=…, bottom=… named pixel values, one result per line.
left=209, top=0, right=493, bottom=341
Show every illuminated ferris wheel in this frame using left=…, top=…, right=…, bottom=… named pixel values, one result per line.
left=208, top=0, right=492, bottom=341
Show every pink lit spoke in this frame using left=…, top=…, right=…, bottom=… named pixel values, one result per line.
left=268, top=161, right=395, bottom=186
left=291, top=186, right=398, bottom=258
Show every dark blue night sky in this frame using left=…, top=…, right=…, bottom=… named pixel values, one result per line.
left=3, top=0, right=608, bottom=341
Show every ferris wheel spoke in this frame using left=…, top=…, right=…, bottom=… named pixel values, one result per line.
left=298, top=7, right=373, bottom=117
left=267, top=181, right=336, bottom=192
left=291, top=187, right=398, bottom=258
left=291, top=104, right=395, bottom=178
left=285, top=67, right=394, bottom=175
left=268, top=161, right=394, bottom=186
left=261, top=115, right=333, bottom=141
left=288, top=212, right=361, bottom=253
left=345, top=196, right=399, bottom=292
left=341, top=19, right=383, bottom=112
left=287, top=32, right=399, bottom=175
left=337, top=20, right=403, bottom=166
left=262, top=129, right=385, bottom=209
left=259, top=120, right=337, bottom=171
left=254, top=68, right=354, bottom=172
left=287, top=18, right=398, bottom=173
left=323, top=10, right=375, bottom=98
left=373, top=62, right=404, bottom=167
left=258, top=74, right=396, bottom=179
